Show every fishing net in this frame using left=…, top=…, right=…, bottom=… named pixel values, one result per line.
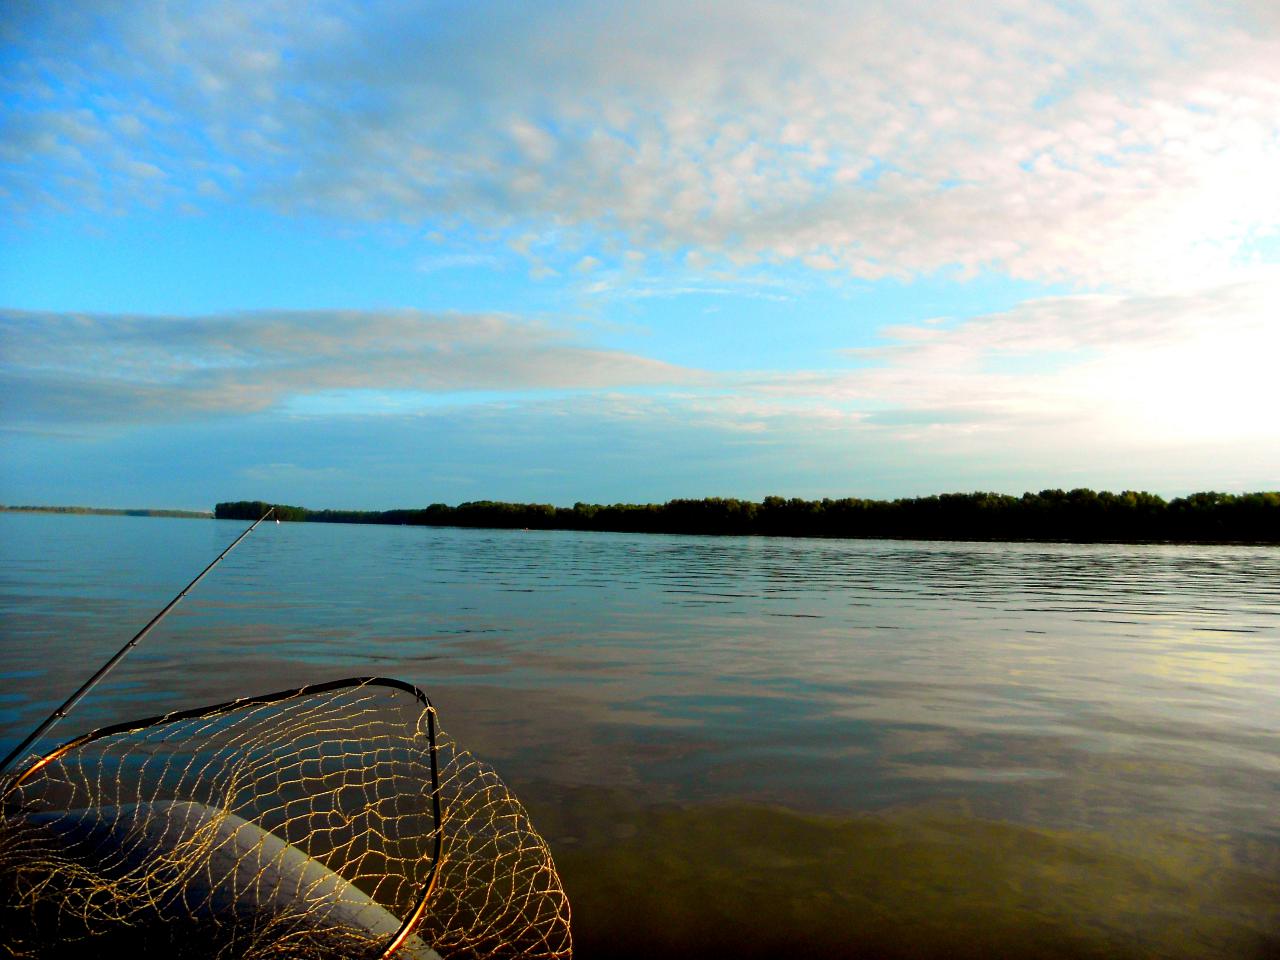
left=0, top=677, right=572, bottom=959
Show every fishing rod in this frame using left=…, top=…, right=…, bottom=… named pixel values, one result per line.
left=0, top=508, right=276, bottom=776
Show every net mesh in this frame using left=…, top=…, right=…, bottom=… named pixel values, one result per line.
left=0, top=678, right=572, bottom=960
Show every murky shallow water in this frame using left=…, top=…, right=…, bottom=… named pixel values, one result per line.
left=2, top=513, right=1278, bottom=957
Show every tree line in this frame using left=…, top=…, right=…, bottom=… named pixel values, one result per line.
left=214, top=489, right=1280, bottom=543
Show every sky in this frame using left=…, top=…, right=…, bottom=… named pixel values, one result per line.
left=2, top=0, right=1279, bottom=511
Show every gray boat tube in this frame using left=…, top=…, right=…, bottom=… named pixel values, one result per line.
left=23, top=800, right=442, bottom=959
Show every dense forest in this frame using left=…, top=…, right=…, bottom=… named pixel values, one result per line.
left=215, top=490, right=1280, bottom=543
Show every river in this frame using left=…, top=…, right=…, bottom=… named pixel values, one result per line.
left=1, top=513, right=1277, bottom=958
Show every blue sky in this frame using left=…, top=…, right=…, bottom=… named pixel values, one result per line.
left=3, top=0, right=1279, bottom=510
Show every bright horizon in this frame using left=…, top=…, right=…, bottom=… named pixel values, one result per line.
left=3, top=2, right=1279, bottom=512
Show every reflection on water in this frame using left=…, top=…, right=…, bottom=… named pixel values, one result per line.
left=1, top=514, right=1278, bottom=957
left=529, top=787, right=1280, bottom=960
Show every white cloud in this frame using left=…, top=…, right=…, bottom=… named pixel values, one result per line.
left=5, top=1, right=1279, bottom=290
left=756, top=270, right=1280, bottom=446
left=4, top=274, right=1276, bottom=493
left=0, top=309, right=705, bottom=423
left=3, top=281, right=1278, bottom=502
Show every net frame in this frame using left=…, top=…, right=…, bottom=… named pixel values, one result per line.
left=0, top=677, right=444, bottom=959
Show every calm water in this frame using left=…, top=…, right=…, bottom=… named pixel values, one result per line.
left=2, top=513, right=1278, bottom=958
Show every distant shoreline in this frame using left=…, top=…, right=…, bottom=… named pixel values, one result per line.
left=7, top=493, right=1277, bottom=544
left=0, top=505, right=213, bottom=519
left=214, top=491, right=1280, bottom=545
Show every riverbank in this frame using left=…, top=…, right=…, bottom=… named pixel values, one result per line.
left=215, top=489, right=1280, bottom=544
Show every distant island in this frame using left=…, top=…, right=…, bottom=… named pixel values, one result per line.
left=215, top=490, right=1280, bottom=544
left=0, top=505, right=212, bottom=519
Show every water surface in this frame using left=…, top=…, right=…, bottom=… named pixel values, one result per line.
left=1, top=514, right=1277, bottom=957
